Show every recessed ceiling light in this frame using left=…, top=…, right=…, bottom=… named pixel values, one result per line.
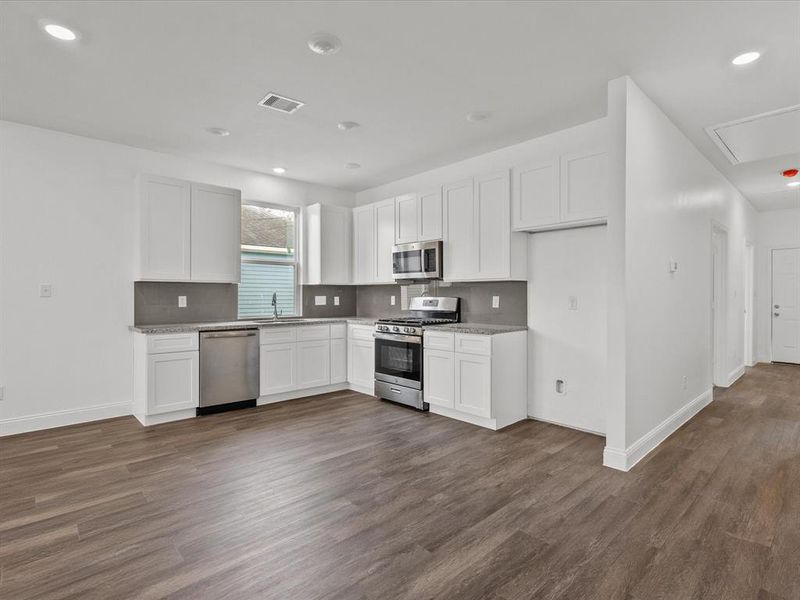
left=337, top=121, right=360, bottom=131
left=787, top=181, right=800, bottom=188
left=43, top=22, right=78, bottom=41
left=308, top=32, right=342, bottom=56
left=466, top=111, right=491, bottom=123
left=344, top=162, right=361, bottom=170
left=206, top=127, right=230, bottom=137
left=731, top=51, right=761, bottom=66
left=272, top=167, right=286, bottom=174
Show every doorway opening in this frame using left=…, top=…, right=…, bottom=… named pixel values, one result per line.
left=711, top=225, right=728, bottom=386
left=771, top=247, right=800, bottom=364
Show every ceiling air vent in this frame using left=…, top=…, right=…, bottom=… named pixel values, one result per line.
left=258, top=92, right=305, bottom=114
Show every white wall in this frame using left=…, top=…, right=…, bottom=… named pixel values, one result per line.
left=527, top=226, right=607, bottom=434
left=604, top=77, right=758, bottom=469
left=355, top=119, right=607, bottom=204
left=0, top=121, right=354, bottom=433
left=755, top=208, right=800, bottom=362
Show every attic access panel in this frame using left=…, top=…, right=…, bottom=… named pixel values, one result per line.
left=706, top=105, right=800, bottom=164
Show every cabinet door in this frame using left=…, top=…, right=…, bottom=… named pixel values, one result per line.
left=190, top=184, right=241, bottom=282
left=512, top=159, right=560, bottom=230
left=475, top=170, right=510, bottom=280
left=560, top=149, right=608, bottom=223
left=330, top=338, right=347, bottom=384
left=147, top=351, right=198, bottom=414
left=140, top=175, right=191, bottom=280
left=419, top=188, right=443, bottom=241
left=423, top=349, right=454, bottom=408
left=454, top=353, right=491, bottom=418
left=348, top=339, right=375, bottom=390
left=395, top=193, right=418, bottom=244
left=321, top=206, right=352, bottom=284
left=352, top=205, right=375, bottom=284
left=443, top=179, right=476, bottom=280
left=260, top=342, right=296, bottom=395
left=297, top=340, right=331, bottom=389
left=374, top=200, right=396, bottom=283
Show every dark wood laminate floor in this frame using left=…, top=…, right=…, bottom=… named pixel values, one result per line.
left=1, top=363, right=798, bottom=600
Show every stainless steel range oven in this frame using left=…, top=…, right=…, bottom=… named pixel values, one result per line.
left=374, top=296, right=459, bottom=410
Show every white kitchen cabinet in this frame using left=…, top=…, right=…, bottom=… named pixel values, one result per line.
left=423, top=330, right=526, bottom=430
left=139, top=175, right=192, bottom=281
left=395, top=193, right=419, bottom=244
left=190, top=183, right=241, bottom=283
left=511, top=148, right=608, bottom=232
left=303, top=203, right=352, bottom=285
left=454, top=353, right=492, bottom=418
left=259, top=342, right=297, bottom=395
left=423, top=349, right=454, bottom=409
left=352, top=204, right=375, bottom=284
left=297, top=340, right=331, bottom=389
left=395, top=189, right=443, bottom=244
left=330, top=338, right=347, bottom=384
left=347, top=324, right=375, bottom=394
left=133, top=332, right=199, bottom=426
left=374, top=199, right=396, bottom=283
left=139, top=175, right=241, bottom=282
left=443, top=171, right=525, bottom=282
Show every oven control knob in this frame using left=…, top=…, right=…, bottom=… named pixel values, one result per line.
left=392, top=326, right=400, bottom=332
left=404, top=327, right=413, bottom=333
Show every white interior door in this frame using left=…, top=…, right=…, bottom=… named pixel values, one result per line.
left=771, top=248, right=800, bottom=364
left=711, top=227, right=728, bottom=386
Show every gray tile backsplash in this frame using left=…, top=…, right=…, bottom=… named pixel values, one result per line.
left=134, top=282, right=238, bottom=325
left=301, top=285, right=357, bottom=318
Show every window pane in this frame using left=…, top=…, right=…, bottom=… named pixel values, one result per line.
left=238, top=260, right=296, bottom=318
left=241, top=204, right=295, bottom=260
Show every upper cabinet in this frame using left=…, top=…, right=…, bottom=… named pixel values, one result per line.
left=139, top=175, right=241, bottom=283
left=352, top=200, right=396, bottom=285
left=374, top=199, right=395, bottom=283
left=512, top=146, right=608, bottom=232
left=395, top=189, right=443, bottom=244
left=443, top=170, right=526, bottom=282
left=303, top=203, right=351, bottom=285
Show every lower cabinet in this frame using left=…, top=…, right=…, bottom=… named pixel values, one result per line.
left=259, top=342, right=297, bottom=395
left=330, top=338, right=347, bottom=384
left=347, top=324, right=375, bottom=393
left=133, top=332, right=199, bottom=425
left=423, top=330, right=526, bottom=430
left=297, top=340, right=331, bottom=389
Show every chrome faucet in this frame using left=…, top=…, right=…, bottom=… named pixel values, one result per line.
left=271, top=292, right=282, bottom=319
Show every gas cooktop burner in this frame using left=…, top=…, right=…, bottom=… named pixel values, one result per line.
left=376, top=317, right=454, bottom=326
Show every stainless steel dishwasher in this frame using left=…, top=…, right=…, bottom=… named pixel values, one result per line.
left=198, top=329, right=259, bottom=414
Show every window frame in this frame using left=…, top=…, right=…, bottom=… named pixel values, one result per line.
left=238, top=200, right=301, bottom=319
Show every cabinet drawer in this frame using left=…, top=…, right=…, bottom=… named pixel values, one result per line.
left=454, top=334, right=492, bottom=356
left=424, top=330, right=455, bottom=351
left=296, top=324, right=330, bottom=341
left=147, top=333, right=199, bottom=354
left=348, top=325, right=374, bottom=341
left=329, top=322, right=347, bottom=339
left=260, top=327, right=297, bottom=345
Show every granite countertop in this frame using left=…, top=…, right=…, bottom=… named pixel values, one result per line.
left=424, top=323, right=528, bottom=335
left=130, top=317, right=376, bottom=334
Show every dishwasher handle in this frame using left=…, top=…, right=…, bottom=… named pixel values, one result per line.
left=201, top=330, right=258, bottom=339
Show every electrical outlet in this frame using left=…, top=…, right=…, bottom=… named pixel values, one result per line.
left=178, top=295, right=187, bottom=308
left=555, top=379, right=566, bottom=395
left=0, top=385, right=4, bottom=401
left=39, top=284, right=53, bottom=298
left=334, top=296, right=340, bottom=306
left=314, top=295, right=327, bottom=306
left=682, top=375, right=688, bottom=390
left=568, top=296, right=578, bottom=311
left=390, top=295, right=396, bottom=306
left=492, top=295, right=500, bottom=309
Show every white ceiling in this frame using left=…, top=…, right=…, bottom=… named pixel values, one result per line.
left=1, top=1, right=798, bottom=210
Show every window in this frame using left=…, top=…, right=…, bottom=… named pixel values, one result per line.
left=238, top=202, right=299, bottom=318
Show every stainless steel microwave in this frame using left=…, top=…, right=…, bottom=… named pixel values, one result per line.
left=392, top=240, right=443, bottom=281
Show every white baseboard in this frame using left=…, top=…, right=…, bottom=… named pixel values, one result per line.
left=603, top=388, right=713, bottom=472
left=430, top=405, right=499, bottom=430
left=528, top=415, right=605, bottom=437
left=727, top=364, right=746, bottom=387
left=0, top=402, right=131, bottom=436
left=257, top=383, right=349, bottom=405
left=348, top=382, right=375, bottom=396
left=134, top=408, right=196, bottom=427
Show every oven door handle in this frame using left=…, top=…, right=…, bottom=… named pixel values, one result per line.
left=373, top=333, right=422, bottom=344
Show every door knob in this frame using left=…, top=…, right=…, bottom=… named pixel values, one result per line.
left=774, top=312, right=780, bottom=317
left=774, top=304, right=780, bottom=309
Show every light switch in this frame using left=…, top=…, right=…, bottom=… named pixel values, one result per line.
left=178, top=295, right=187, bottom=308
left=334, top=296, right=340, bottom=306
left=492, top=295, right=500, bottom=309
left=315, top=295, right=327, bottom=306
left=39, top=284, right=53, bottom=298
left=568, top=296, right=578, bottom=311
left=668, top=260, right=679, bottom=274
left=390, top=295, right=396, bottom=306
